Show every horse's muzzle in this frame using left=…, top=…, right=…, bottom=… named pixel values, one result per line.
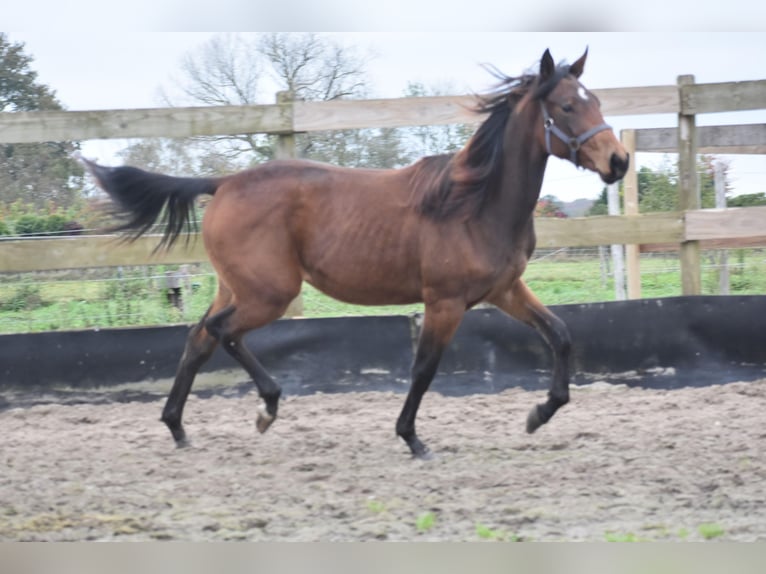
left=602, top=152, right=630, bottom=184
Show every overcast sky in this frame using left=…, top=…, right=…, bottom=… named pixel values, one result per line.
left=5, top=31, right=766, bottom=202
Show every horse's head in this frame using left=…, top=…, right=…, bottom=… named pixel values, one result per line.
left=536, top=48, right=629, bottom=184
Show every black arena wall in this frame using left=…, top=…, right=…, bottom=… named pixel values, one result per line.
left=1, top=296, right=765, bottom=403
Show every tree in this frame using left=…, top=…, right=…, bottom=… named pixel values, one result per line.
left=0, top=33, right=84, bottom=210
left=125, top=33, right=378, bottom=175
left=728, top=192, right=766, bottom=207
left=639, top=155, right=729, bottom=212
left=587, top=187, right=609, bottom=216
left=117, top=138, right=200, bottom=175
left=257, top=33, right=368, bottom=102
left=586, top=155, right=730, bottom=216
left=535, top=195, right=567, bottom=218
left=638, top=164, right=678, bottom=212
left=128, top=33, right=481, bottom=174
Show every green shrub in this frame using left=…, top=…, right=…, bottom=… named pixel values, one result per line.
left=14, top=214, right=48, bottom=237
left=0, top=284, right=47, bottom=312
left=45, top=214, right=69, bottom=234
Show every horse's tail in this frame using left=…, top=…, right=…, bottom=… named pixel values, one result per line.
left=76, top=154, right=223, bottom=251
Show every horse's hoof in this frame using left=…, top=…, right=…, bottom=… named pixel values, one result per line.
left=408, top=438, right=434, bottom=461
left=256, top=403, right=276, bottom=434
left=167, top=424, right=189, bottom=447
left=526, top=405, right=543, bottom=434
left=414, top=449, right=435, bottom=461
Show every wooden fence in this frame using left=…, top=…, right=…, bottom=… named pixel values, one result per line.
left=1, top=78, right=765, bottom=301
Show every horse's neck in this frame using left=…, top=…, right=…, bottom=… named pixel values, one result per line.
left=486, top=111, right=548, bottom=232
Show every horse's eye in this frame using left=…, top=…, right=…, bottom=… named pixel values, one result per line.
left=561, top=103, right=574, bottom=113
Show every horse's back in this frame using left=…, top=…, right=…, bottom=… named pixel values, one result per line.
left=203, top=159, right=427, bottom=306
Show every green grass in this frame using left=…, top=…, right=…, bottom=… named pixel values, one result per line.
left=1, top=249, right=764, bottom=334
left=0, top=268, right=218, bottom=333
left=475, top=522, right=521, bottom=542
left=415, top=511, right=436, bottom=532
left=602, top=524, right=726, bottom=542
left=604, top=531, right=642, bottom=542
left=365, top=499, right=385, bottom=514
left=524, top=250, right=766, bottom=304
left=698, top=523, right=725, bottom=540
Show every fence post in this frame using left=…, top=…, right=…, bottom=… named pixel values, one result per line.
left=607, top=182, right=627, bottom=300
left=621, top=129, right=641, bottom=298
left=677, top=75, right=702, bottom=295
left=275, top=91, right=304, bottom=317
left=714, top=161, right=730, bottom=294
left=275, top=90, right=297, bottom=160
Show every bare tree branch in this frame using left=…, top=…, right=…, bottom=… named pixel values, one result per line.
left=127, top=33, right=375, bottom=173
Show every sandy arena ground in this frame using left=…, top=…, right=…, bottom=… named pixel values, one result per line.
left=1, top=379, right=765, bottom=541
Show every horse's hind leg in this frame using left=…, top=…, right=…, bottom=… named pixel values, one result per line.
left=204, top=301, right=284, bottom=435
left=490, top=279, right=572, bottom=433
left=161, top=305, right=220, bottom=447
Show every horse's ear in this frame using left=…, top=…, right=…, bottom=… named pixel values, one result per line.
left=569, top=47, right=588, bottom=78
left=540, top=49, right=555, bottom=81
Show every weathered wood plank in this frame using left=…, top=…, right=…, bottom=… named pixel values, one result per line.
left=595, top=85, right=678, bottom=116
left=534, top=212, right=685, bottom=248
left=681, top=80, right=766, bottom=114
left=3, top=206, right=763, bottom=271
left=274, top=92, right=304, bottom=318
left=634, top=124, right=766, bottom=154
left=294, top=86, right=678, bottom=131
left=641, top=236, right=766, bottom=252
left=0, top=236, right=208, bottom=272
left=1, top=212, right=690, bottom=272
left=685, top=206, right=766, bottom=241
left=0, top=104, right=292, bottom=144
left=620, top=129, right=642, bottom=299
left=293, top=96, right=481, bottom=131
left=0, top=85, right=681, bottom=144
left=677, top=75, right=701, bottom=296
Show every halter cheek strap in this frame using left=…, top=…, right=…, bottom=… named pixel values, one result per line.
left=542, top=105, right=612, bottom=166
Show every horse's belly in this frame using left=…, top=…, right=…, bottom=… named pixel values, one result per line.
left=302, top=262, right=422, bottom=306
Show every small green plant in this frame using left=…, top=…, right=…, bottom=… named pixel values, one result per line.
left=415, top=511, right=436, bottom=532
left=476, top=523, right=499, bottom=539
left=475, top=523, right=520, bottom=541
left=677, top=527, right=690, bottom=540
left=366, top=500, right=385, bottom=513
left=604, top=531, right=639, bottom=542
left=698, top=523, right=724, bottom=540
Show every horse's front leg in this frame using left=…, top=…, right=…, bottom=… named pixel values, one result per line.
left=490, top=279, right=572, bottom=433
left=396, top=298, right=464, bottom=459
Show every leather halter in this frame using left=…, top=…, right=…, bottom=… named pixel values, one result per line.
left=541, top=103, right=612, bottom=166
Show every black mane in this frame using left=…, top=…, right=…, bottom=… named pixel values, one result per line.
left=411, top=63, right=572, bottom=220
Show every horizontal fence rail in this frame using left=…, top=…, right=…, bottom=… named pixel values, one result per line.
left=0, top=103, right=293, bottom=143
left=634, top=124, right=766, bottom=154
left=0, top=80, right=760, bottom=144
left=2, top=206, right=765, bottom=273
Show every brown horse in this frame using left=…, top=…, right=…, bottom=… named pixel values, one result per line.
left=80, top=48, right=628, bottom=459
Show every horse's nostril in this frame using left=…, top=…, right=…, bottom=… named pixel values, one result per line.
left=610, top=152, right=630, bottom=176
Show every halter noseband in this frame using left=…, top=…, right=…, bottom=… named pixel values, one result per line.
left=541, top=103, right=612, bottom=166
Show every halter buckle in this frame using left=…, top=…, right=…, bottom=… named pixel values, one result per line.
left=568, top=138, right=580, bottom=152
